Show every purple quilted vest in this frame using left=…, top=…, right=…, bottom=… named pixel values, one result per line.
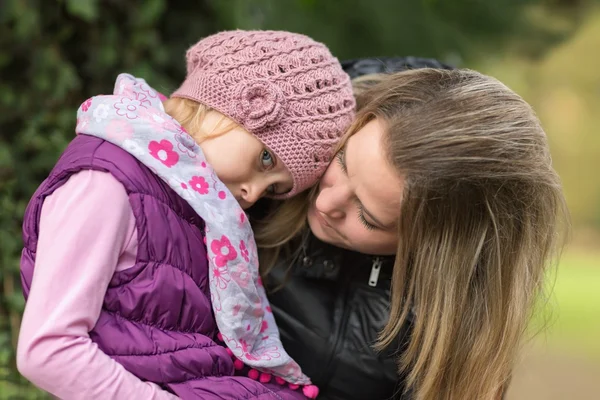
left=20, top=134, right=233, bottom=384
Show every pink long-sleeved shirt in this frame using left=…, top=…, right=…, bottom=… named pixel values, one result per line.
left=17, top=170, right=178, bottom=399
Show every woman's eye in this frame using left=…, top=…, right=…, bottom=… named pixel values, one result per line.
left=358, top=210, right=377, bottom=231
left=356, top=203, right=377, bottom=231
left=261, top=149, right=274, bottom=169
left=336, top=148, right=347, bottom=173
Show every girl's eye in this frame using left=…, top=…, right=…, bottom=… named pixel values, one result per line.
left=266, top=184, right=276, bottom=195
left=261, top=149, right=275, bottom=169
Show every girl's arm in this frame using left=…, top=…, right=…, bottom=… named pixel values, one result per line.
left=17, top=170, right=178, bottom=400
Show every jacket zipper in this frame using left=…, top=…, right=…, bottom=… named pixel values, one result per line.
left=368, top=257, right=383, bottom=287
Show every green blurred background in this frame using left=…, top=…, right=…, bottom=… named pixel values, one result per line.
left=0, top=0, right=598, bottom=398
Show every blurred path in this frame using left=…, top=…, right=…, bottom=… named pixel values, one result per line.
left=507, top=345, right=600, bottom=400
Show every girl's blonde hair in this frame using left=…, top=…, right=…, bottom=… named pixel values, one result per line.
left=162, top=97, right=237, bottom=142
left=254, top=68, right=569, bottom=400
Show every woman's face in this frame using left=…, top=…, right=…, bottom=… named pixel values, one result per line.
left=307, top=119, right=405, bottom=255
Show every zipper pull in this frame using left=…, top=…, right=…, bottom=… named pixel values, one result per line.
left=368, top=257, right=383, bottom=287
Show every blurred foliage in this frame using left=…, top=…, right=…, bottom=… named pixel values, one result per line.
left=0, top=0, right=595, bottom=396
left=477, top=4, right=600, bottom=230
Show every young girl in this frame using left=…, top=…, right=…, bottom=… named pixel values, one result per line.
left=17, top=30, right=355, bottom=399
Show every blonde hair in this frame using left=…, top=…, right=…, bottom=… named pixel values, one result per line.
left=254, top=68, right=569, bottom=400
left=162, top=97, right=237, bottom=142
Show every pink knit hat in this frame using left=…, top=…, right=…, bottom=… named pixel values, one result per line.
left=171, top=30, right=355, bottom=197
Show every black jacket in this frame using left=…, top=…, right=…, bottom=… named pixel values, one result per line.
left=266, top=233, right=407, bottom=400
left=265, top=57, right=453, bottom=400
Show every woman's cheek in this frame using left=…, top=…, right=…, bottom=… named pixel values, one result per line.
left=347, top=221, right=369, bottom=246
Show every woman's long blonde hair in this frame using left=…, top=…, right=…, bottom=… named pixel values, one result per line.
left=254, top=68, right=569, bottom=400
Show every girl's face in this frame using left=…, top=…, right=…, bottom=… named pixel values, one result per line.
left=198, top=112, right=293, bottom=209
left=307, top=119, right=404, bottom=255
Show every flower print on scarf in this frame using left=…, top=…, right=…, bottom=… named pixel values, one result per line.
left=106, top=119, right=134, bottom=143
left=133, top=91, right=152, bottom=107
left=115, top=97, right=145, bottom=120
left=230, top=259, right=251, bottom=288
left=168, top=177, right=194, bottom=202
left=203, top=202, right=225, bottom=225
left=211, top=235, right=238, bottom=267
left=148, top=139, right=179, bottom=168
left=280, top=360, right=302, bottom=379
left=157, top=92, right=168, bottom=102
left=256, top=344, right=282, bottom=362
left=122, top=139, right=145, bottom=157
left=220, top=333, right=244, bottom=359
left=221, top=296, right=245, bottom=318
left=81, top=98, right=93, bottom=112
left=140, top=82, right=159, bottom=99
left=189, top=176, right=209, bottom=195
left=175, top=130, right=198, bottom=158
left=247, top=237, right=258, bottom=265
left=211, top=262, right=230, bottom=290
left=116, top=79, right=131, bottom=96
left=260, top=320, right=269, bottom=334
left=76, top=116, right=91, bottom=133
left=143, top=109, right=164, bottom=128
left=236, top=337, right=281, bottom=363
left=142, top=109, right=179, bottom=133
left=93, top=103, right=110, bottom=123
left=239, top=240, right=249, bottom=262
left=211, top=288, right=222, bottom=312
left=252, top=304, right=265, bottom=318
left=239, top=338, right=261, bottom=361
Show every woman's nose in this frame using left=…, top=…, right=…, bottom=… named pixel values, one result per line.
left=315, top=185, right=350, bottom=220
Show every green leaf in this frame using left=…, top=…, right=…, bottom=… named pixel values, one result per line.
left=66, top=0, right=98, bottom=22
left=136, top=0, right=167, bottom=26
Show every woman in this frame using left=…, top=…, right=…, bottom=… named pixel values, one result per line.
left=251, top=58, right=568, bottom=400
